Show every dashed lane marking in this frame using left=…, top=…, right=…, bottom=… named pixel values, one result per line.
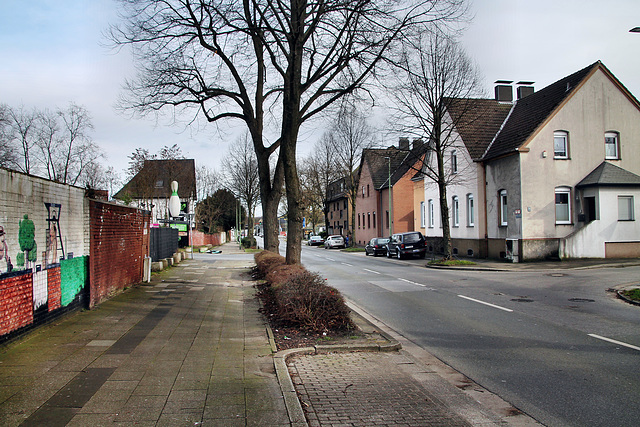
left=458, top=295, right=513, bottom=312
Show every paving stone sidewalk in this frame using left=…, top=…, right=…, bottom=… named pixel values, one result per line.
left=0, top=246, right=288, bottom=426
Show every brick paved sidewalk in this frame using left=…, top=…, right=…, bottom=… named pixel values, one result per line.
left=289, top=351, right=473, bottom=427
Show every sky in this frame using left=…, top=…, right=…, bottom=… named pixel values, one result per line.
left=2, top=0, right=640, bottom=183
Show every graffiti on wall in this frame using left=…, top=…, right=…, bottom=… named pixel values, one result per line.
left=0, top=226, right=12, bottom=273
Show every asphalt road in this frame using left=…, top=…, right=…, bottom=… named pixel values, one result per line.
left=295, top=243, right=640, bottom=427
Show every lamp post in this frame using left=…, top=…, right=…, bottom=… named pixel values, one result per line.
left=384, top=156, right=392, bottom=236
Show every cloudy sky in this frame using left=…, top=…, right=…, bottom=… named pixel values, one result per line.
left=2, top=0, right=640, bottom=181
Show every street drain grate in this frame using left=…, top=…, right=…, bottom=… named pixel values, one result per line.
left=511, top=298, right=534, bottom=302
left=568, top=298, right=595, bottom=303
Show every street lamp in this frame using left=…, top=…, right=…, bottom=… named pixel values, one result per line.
left=384, top=156, right=392, bottom=236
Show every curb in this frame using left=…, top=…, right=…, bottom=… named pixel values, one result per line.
left=268, top=306, right=402, bottom=427
left=616, top=289, right=640, bottom=306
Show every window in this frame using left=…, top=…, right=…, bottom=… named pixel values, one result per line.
left=367, top=184, right=370, bottom=197
left=467, top=194, right=474, bottom=227
left=452, top=196, right=459, bottom=227
left=618, top=196, right=635, bottom=221
left=362, top=186, right=365, bottom=197
left=605, top=132, right=620, bottom=159
left=373, top=212, right=376, bottom=228
left=343, top=200, right=347, bottom=209
left=155, top=180, right=164, bottom=188
left=554, top=131, right=568, bottom=159
left=451, top=150, right=458, bottom=174
left=499, top=190, right=508, bottom=226
left=358, top=213, right=361, bottom=228
left=428, top=199, right=434, bottom=228
left=555, top=187, right=571, bottom=224
left=367, top=212, right=371, bottom=228
left=420, top=201, right=426, bottom=227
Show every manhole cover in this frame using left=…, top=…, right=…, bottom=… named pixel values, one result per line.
left=568, top=298, right=595, bottom=303
left=511, top=298, right=534, bottom=302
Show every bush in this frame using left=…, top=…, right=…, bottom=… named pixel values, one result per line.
left=273, top=271, right=354, bottom=332
left=265, top=264, right=307, bottom=287
left=318, top=231, right=328, bottom=239
left=254, top=251, right=287, bottom=279
left=242, top=237, right=257, bottom=248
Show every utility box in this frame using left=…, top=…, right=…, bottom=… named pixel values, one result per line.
left=505, top=239, right=519, bottom=263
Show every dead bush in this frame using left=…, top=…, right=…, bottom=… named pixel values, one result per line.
left=254, top=251, right=286, bottom=279
left=265, top=264, right=306, bottom=287
left=273, top=271, right=355, bottom=333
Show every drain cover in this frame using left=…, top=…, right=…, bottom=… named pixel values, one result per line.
left=568, top=298, right=595, bottom=303
left=511, top=298, right=534, bottom=302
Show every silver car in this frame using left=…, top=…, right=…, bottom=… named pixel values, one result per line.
left=324, top=235, right=345, bottom=249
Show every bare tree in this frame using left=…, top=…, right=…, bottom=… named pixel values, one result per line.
left=196, top=164, right=218, bottom=200
left=56, top=103, right=99, bottom=185
left=327, top=103, right=374, bottom=245
left=110, top=0, right=467, bottom=264
left=6, top=105, right=39, bottom=174
left=390, top=32, right=483, bottom=259
left=0, top=104, right=17, bottom=169
left=222, top=132, right=261, bottom=239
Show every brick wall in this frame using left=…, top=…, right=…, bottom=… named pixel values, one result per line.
left=0, top=271, right=33, bottom=336
left=89, top=200, right=150, bottom=308
left=190, top=230, right=226, bottom=247
left=47, top=266, right=61, bottom=311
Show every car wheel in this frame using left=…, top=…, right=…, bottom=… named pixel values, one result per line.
left=365, top=250, right=370, bottom=256
left=387, top=249, right=391, bottom=258
left=396, top=250, right=402, bottom=260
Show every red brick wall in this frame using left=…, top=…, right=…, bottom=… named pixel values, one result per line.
left=392, top=173, right=417, bottom=233
left=191, top=230, right=226, bottom=246
left=89, top=201, right=150, bottom=308
left=47, top=266, right=61, bottom=311
left=0, top=272, right=34, bottom=335
left=355, top=164, right=381, bottom=245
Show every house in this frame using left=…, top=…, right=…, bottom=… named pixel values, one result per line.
left=354, top=138, right=427, bottom=246
left=114, top=159, right=197, bottom=226
left=325, top=177, right=351, bottom=236
left=428, top=61, right=640, bottom=260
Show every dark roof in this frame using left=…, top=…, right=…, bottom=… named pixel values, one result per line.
left=361, top=142, right=427, bottom=191
left=388, top=142, right=429, bottom=186
left=483, top=61, right=600, bottom=161
left=445, top=98, right=513, bottom=160
left=576, top=162, right=640, bottom=188
left=114, top=159, right=196, bottom=200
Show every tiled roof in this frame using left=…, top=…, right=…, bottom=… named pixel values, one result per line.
left=114, top=159, right=197, bottom=200
left=445, top=98, right=513, bottom=160
left=576, top=162, right=640, bottom=188
left=361, top=147, right=407, bottom=190
left=483, top=61, right=600, bottom=161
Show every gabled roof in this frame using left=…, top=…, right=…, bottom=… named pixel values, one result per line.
left=388, top=142, right=429, bottom=186
left=361, top=147, right=407, bottom=190
left=445, top=98, right=513, bottom=160
left=481, top=61, right=639, bottom=161
left=114, top=159, right=196, bottom=200
left=576, top=162, right=640, bottom=188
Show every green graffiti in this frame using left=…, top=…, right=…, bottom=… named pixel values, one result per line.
left=17, top=214, right=37, bottom=268
left=60, top=256, right=88, bottom=306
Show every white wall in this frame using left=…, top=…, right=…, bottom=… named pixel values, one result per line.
left=0, top=168, right=89, bottom=274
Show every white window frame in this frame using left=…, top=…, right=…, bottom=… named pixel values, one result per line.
left=605, top=131, right=620, bottom=160
left=467, top=194, right=474, bottom=227
left=618, top=196, right=635, bottom=221
left=451, top=149, right=458, bottom=174
left=555, top=187, right=572, bottom=225
left=420, top=201, right=426, bottom=227
left=499, top=190, right=508, bottom=226
left=554, top=131, right=568, bottom=159
left=452, top=196, right=459, bottom=227
left=428, top=199, right=434, bottom=228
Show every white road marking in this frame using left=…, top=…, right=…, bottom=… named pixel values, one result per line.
left=458, top=295, right=513, bottom=312
left=325, top=257, right=335, bottom=261
left=588, top=334, right=640, bottom=351
left=399, top=278, right=425, bottom=287
left=363, top=268, right=380, bottom=275
left=341, top=262, right=353, bottom=267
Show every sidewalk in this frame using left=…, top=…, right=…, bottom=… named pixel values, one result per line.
left=0, top=242, right=539, bottom=427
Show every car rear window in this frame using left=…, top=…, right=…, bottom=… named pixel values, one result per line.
left=377, top=238, right=389, bottom=244
left=403, top=233, right=422, bottom=243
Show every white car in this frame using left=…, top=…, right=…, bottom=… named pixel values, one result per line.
left=324, top=235, right=345, bottom=249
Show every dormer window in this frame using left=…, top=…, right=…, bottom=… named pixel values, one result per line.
left=155, top=180, right=164, bottom=188
left=451, top=149, right=458, bottom=174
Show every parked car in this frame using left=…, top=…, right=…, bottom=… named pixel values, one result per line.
left=365, top=237, right=390, bottom=257
left=307, top=235, right=325, bottom=246
left=324, top=235, right=345, bottom=249
left=386, top=232, right=426, bottom=259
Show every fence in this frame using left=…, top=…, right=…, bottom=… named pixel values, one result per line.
left=150, top=227, right=179, bottom=262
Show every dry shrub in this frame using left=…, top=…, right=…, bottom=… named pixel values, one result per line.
left=265, top=264, right=307, bottom=287
left=273, top=271, right=355, bottom=333
left=254, top=251, right=286, bottom=279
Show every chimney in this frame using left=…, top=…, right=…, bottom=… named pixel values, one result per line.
left=412, top=138, right=423, bottom=150
left=398, top=137, right=410, bottom=151
left=494, top=80, right=513, bottom=102
left=516, top=81, right=535, bottom=99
